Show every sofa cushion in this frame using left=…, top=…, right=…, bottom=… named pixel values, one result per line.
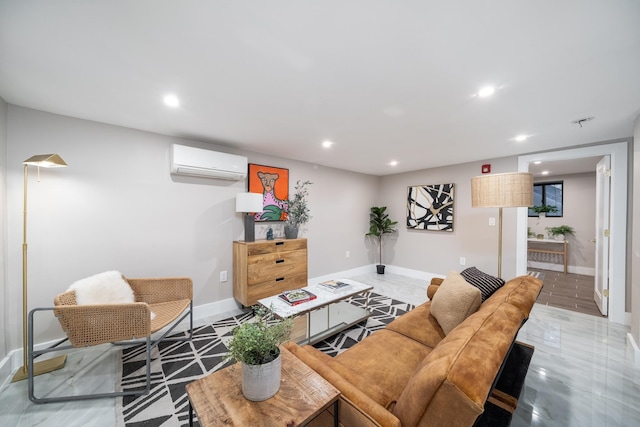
left=430, top=271, right=482, bottom=335
left=330, top=329, right=432, bottom=409
left=386, top=302, right=445, bottom=348
left=461, top=267, right=505, bottom=301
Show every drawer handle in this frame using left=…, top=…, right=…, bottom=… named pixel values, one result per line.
left=276, top=277, right=285, bottom=282
left=275, top=259, right=285, bottom=264
left=275, top=242, right=284, bottom=246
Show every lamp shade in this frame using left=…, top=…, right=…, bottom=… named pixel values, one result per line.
left=471, top=172, right=533, bottom=208
left=23, top=154, right=67, bottom=168
left=236, top=192, right=263, bottom=213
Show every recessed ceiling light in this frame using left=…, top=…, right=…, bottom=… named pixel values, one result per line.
left=541, top=171, right=549, bottom=175
left=515, top=134, right=528, bottom=142
left=534, top=161, right=542, bottom=165
left=163, top=94, right=180, bottom=107
left=389, top=160, right=398, bottom=166
left=322, top=140, right=334, bottom=148
left=478, top=86, right=495, bottom=98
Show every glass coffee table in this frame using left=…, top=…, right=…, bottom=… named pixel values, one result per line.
left=258, top=279, right=374, bottom=345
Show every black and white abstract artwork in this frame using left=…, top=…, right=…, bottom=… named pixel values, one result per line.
left=407, top=183, right=454, bottom=231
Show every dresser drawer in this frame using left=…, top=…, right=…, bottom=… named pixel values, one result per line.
left=247, top=239, right=307, bottom=256
left=247, top=250, right=307, bottom=284
left=246, top=273, right=308, bottom=305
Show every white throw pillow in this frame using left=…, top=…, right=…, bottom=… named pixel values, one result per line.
left=69, top=271, right=135, bottom=305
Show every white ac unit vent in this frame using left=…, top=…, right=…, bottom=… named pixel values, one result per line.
left=170, top=144, right=248, bottom=180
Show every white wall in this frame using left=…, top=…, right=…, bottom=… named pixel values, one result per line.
left=528, top=172, right=596, bottom=273
left=4, top=106, right=379, bottom=349
left=0, top=96, right=7, bottom=360
left=378, top=156, right=520, bottom=279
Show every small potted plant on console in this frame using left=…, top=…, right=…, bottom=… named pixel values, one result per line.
left=546, top=225, right=575, bottom=241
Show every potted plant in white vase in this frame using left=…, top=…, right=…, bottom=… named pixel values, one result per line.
left=284, top=180, right=312, bottom=239
left=546, top=225, right=575, bottom=241
left=531, top=204, right=558, bottom=218
left=366, top=206, right=398, bottom=274
left=225, top=306, right=293, bottom=401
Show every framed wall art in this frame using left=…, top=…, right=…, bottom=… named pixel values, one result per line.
left=407, top=183, right=455, bottom=231
left=248, top=163, right=289, bottom=221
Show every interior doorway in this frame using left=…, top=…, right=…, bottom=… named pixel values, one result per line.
left=516, top=141, right=629, bottom=325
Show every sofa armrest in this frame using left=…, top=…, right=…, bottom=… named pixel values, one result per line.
left=427, top=277, right=444, bottom=299
left=284, top=342, right=401, bottom=427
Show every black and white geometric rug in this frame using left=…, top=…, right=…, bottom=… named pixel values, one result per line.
left=115, top=291, right=415, bottom=427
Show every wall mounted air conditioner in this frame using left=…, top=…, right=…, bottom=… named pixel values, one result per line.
left=170, top=144, right=248, bottom=180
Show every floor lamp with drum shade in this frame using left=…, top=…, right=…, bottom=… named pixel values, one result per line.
left=471, top=172, right=533, bottom=279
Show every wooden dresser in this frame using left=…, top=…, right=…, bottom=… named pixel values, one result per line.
left=233, top=238, right=308, bottom=306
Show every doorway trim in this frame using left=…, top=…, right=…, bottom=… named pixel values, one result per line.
left=516, top=141, right=629, bottom=325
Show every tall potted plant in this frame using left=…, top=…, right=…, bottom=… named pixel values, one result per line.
left=366, top=206, right=398, bottom=274
left=225, top=306, right=293, bottom=401
left=284, top=180, right=312, bottom=239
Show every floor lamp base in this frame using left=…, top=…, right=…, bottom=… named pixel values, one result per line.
left=11, top=354, right=67, bottom=382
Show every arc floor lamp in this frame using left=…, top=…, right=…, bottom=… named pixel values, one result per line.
left=471, top=172, right=533, bottom=278
left=12, top=154, right=68, bottom=382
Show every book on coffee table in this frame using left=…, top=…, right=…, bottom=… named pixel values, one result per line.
left=318, top=280, right=352, bottom=293
left=279, top=289, right=317, bottom=305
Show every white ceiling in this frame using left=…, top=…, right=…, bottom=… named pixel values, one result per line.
left=1, top=1, right=639, bottom=176
left=528, top=156, right=601, bottom=178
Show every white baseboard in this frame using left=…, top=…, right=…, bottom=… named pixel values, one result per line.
left=627, top=333, right=640, bottom=368
left=527, top=261, right=595, bottom=276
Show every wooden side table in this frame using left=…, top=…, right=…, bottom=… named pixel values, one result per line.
left=186, top=346, right=339, bottom=426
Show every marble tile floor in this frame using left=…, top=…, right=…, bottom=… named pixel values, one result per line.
left=1, top=272, right=638, bottom=426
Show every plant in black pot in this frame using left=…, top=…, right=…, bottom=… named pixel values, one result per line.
left=284, top=180, right=312, bottom=239
left=225, top=305, right=293, bottom=401
left=366, top=206, right=398, bottom=274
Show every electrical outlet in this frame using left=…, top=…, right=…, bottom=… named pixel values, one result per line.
left=220, top=271, right=228, bottom=282
left=460, top=257, right=466, bottom=266
left=345, top=250, right=350, bottom=258
left=489, top=217, right=496, bottom=226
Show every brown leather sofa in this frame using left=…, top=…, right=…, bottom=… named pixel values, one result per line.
left=285, top=274, right=543, bottom=427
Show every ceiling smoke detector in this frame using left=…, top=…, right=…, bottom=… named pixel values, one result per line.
left=571, top=116, right=595, bottom=127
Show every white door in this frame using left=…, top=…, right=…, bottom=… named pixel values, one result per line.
left=594, top=156, right=610, bottom=316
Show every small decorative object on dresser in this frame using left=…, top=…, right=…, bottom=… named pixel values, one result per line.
left=225, top=305, right=293, bottom=401
left=366, top=206, right=398, bottom=274
left=284, top=180, right=312, bottom=239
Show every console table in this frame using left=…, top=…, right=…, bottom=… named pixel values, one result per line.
left=186, top=346, right=339, bottom=426
left=527, top=238, right=568, bottom=274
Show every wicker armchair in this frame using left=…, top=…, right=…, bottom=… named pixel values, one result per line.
left=28, top=276, right=193, bottom=403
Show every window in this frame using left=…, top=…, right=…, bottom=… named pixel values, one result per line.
left=529, top=181, right=563, bottom=217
